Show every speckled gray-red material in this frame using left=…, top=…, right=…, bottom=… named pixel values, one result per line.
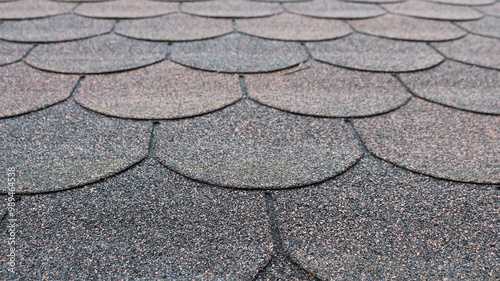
left=171, top=33, right=308, bottom=73
left=353, top=99, right=500, bottom=183
left=349, top=14, right=466, bottom=41
left=75, top=0, right=178, bottom=19
left=155, top=100, right=362, bottom=189
left=25, top=34, right=168, bottom=74
left=474, top=2, right=500, bottom=17
left=432, top=34, right=500, bottom=70
left=0, top=160, right=272, bottom=280
left=342, top=0, right=402, bottom=2
left=0, top=41, right=32, bottom=66
left=182, top=0, right=283, bottom=18
left=456, top=17, right=500, bottom=39
left=246, top=61, right=410, bottom=117
left=307, top=34, right=444, bottom=72
left=0, top=63, right=79, bottom=118
left=0, top=0, right=76, bottom=19
left=0, top=14, right=114, bottom=43
left=0, top=101, right=150, bottom=193
left=236, top=13, right=352, bottom=41
left=76, top=61, right=242, bottom=119
left=254, top=256, right=318, bottom=280
left=424, top=0, right=494, bottom=5
left=284, top=0, right=386, bottom=19
left=382, top=0, right=484, bottom=20
left=115, top=13, right=233, bottom=41
left=273, top=157, right=499, bottom=280
left=399, top=61, right=500, bottom=115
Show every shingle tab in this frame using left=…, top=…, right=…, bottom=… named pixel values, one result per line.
left=0, top=63, right=78, bottom=118
left=0, top=101, right=150, bottom=193
left=382, top=0, right=484, bottom=20
left=115, top=13, right=233, bottom=41
left=307, top=34, right=444, bottom=72
left=0, top=0, right=76, bottom=19
left=75, top=0, right=178, bottom=19
left=246, top=61, right=410, bottom=117
left=432, top=34, right=500, bottom=70
left=284, top=0, right=386, bottom=19
left=399, top=61, right=500, bottom=114
left=25, top=34, right=168, bottom=74
left=182, top=0, right=283, bottom=18
left=171, top=33, right=308, bottom=73
left=236, top=13, right=352, bottom=41
left=349, top=14, right=466, bottom=41
left=0, top=14, right=114, bottom=43
left=456, top=16, right=500, bottom=39
left=353, top=99, right=500, bottom=183
left=155, top=100, right=362, bottom=189
left=76, top=61, right=242, bottom=119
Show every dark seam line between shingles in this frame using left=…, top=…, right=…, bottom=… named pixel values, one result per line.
left=109, top=19, right=118, bottom=34
left=71, top=3, right=82, bottom=13
left=239, top=75, right=249, bottom=99
left=22, top=44, right=37, bottom=59
left=344, top=119, right=370, bottom=158
left=0, top=211, right=9, bottom=234
left=392, top=74, right=500, bottom=116
left=301, top=42, right=314, bottom=60
left=231, top=19, right=238, bottom=32
left=426, top=42, right=500, bottom=71
left=251, top=256, right=273, bottom=281
left=0, top=75, right=84, bottom=120
left=177, top=2, right=183, bottom=13
left=263, top=192, right=324, bottom=280
left=147, top=121, right=159, bottom=160
left=264, top=192, right=285, bottom=256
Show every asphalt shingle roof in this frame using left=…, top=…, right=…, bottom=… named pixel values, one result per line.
left=0, top=0, right=498, bottom=280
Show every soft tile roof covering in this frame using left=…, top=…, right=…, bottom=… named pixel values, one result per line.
left=0, top=0, right=498, bottom=279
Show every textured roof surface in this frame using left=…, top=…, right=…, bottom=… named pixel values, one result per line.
left=0, top=0, right=498, bottom=280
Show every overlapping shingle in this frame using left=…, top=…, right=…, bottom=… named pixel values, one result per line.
left=246, top=61, right=410, bottom=117
left=75, top=0, right=178, bottom=19
left=474, top=2, right=500, bottom=17
left=284, top=0, right=385, bottom=19
left=182, top=0, right=283, bottom=18
left=423, top=0, right=494, bottom=5
left=456, top=17, right=500, bottom=39
left=382, top=0, right=483, bottom=20
left=155, top=100, right=362, bottom=189
left=0, top=14, right=114, bottom=43
left=432, top=34, right=500, bottom=70
left=0, top=101, right=150, bottom=193
left=349, top=14, right=466, bottom=41
left=76, top=61, right=242, bottom=119
left=353, top=99, right=500, bottom=183
left=274, top=157, right=499, bottom=280
left=255, top=256, right=317, bottom=280
left=171, top=33, right=308, bottom=73
left=0, top=63, right=78, bottom=118
left=236, top=13, right=352, bottom=41
left=0, top=0, right=76, bottom=19
left=307, top=34, right=443, bottom=72
left=0, top=160, right=272, bottom=280
left=399, top=61, right=500, bottom=115
left=25, top=34, right=168, bottom=74
left=115, top=13, right=233, bottom=41
left=0, top=41, right=32, bottom=65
